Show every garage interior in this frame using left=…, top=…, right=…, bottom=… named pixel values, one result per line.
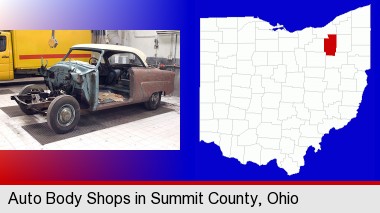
left=0, top=30, right=180, bottom=150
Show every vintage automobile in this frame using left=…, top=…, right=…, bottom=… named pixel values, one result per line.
left=11, top=44, right=175, bottom=134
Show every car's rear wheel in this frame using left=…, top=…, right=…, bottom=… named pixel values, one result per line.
left=144, top=92, right=161, bottom=110
left=18, top=84, right=44, bottom=115
left=47, top=95, right=80, bottom=134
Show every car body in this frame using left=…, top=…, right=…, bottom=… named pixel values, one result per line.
left=11, top=44, right=175, bottom=133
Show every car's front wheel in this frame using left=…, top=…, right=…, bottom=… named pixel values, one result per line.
left=47, top=95, right=80, bottom=134
left=144, top=92, right=161, bottom=110
left=18, top=84, right=44, bottom=115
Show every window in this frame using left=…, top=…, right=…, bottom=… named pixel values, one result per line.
left=91, top=51, right=105, bottom=63
left=108, top=53, right=143, bottom=66
left=0, top=36, right=6, bottom=52
left=63, top=49, right=103, bottom=63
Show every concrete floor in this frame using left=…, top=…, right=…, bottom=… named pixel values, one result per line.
left=0, top=84, right=180, bottom=150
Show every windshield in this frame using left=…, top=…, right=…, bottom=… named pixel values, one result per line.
left=63, top=49, right=103, bottom=65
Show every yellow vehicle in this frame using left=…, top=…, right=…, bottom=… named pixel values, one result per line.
left=0, top=30, right=92, bottom=81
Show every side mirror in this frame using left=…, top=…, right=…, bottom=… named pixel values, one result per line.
left=40, top=57, right=48, bottom=68
left=38, top=57, right=49, bottom=75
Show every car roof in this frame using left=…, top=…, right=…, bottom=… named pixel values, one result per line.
left=71, top=44, right=148, bottom=67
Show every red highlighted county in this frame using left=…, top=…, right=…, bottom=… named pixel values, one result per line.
left=324, top=34, right=337, bottom=56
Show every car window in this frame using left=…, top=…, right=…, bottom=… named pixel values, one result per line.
left=63, top=49, right=103, bottom=63
left=91, top=51, right=105, bottom=63
left=108, top=53, right=143, bottom=66
left=0, top=36, right=6, bottom=52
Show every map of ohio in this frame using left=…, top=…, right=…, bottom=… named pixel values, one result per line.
left=200, top=5, right=371, bottom=175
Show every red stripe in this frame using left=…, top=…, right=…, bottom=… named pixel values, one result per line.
left=19, top=54, right=91, bottom=60
left=1, top=181, right=380, bottom=185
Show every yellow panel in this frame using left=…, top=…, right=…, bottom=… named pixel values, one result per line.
left=12, top=30, right=92, bottom=69
left=6, top=65, right=14, bottom=80
left=0, top=72, right=9, bottom=81
left=0, top=31, right=12, bottom=80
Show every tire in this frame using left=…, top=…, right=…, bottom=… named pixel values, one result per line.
left=18, top=84, right=44, bottom=115
left=144, top=92, right=161, bottom=110
left=47, top=95, right=80, bottom=134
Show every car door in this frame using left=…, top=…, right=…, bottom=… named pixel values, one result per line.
left=0, top=33, right=11, bottom=80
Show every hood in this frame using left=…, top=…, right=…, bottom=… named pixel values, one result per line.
left=49, top=60, right=96, bottom=75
